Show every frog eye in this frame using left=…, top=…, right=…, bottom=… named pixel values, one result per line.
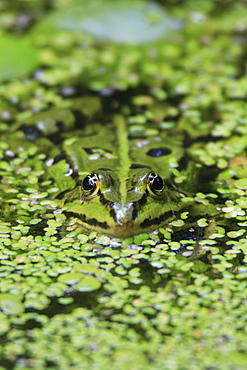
left=147, top=172, right=164, bottom=197
left=81, top=173, right=100, bottom=198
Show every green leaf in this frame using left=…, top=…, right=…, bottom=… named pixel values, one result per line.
left=0, top=35, right=39, bottom=81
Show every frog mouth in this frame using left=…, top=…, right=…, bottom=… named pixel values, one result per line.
left=64, top=210, right=136, bottom=237
left=140, top=210, right=175, bottom=229
left=64, top=211, right=110, bottom=231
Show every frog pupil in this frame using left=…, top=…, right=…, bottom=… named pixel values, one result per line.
left=83, top=176, right=94, bottom=191
left=152, top=176, right=163, bottom=191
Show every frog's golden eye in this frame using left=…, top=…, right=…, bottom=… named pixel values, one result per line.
left=81, top=173, right=100, bottom=198
left=147, top=172, right=164, bottom=197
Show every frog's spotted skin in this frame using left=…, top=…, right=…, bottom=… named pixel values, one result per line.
left=55, top=115, right=184, bottom=237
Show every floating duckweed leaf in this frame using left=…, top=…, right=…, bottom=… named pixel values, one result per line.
left=159, top=228, right=171, bottom=239
left=95, top=234, right=111, bottom=245
left=74, top=263, right=99, bottom=274
left=115, top=266, right=127, bottom=275
left=170, top=220, right=185, bottom=227
left=77, top=275, right=101, bottom=292
left=0, top=36, right=39, bottom=81
left=168, top=241, right=181, bottom=250
left=0, top=233, right=10, bottom=239
left=0, top=294, right=24, bottom=315
left=222, top=205, right=245, bottom=218
left=58, top=272, right=83, bottom=285
left=151, top=261, right=164, bottom=268
left=227, top=230, right=245, bottom=238
left=134, top=233, right=150, bottom=245
left=32, top=0, right=178, bottom=44
left=234, top=178, right=247, bottom=190
left=0, top=312, right=10, bottom=334
left=197, top=218, right=208, bottom=227
left=78, top=234, right=89, bottom=244
left=0, top=225, right=11, bottom=234
left=58, top=297, right=74, bottom=305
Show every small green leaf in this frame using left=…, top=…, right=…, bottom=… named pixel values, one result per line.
left=234, top=178, right=247, bottom=190
left=77, top=275, right=101, bottom=292
left=0, top=312, right=10, bottom=334
left=0, top=294, right=24, bottom=315
left=58, top=272, right=83, bottom=285
left=74, top=263, right=99, bottom=274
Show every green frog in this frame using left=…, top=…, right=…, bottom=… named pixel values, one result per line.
left=47, top=114, right=188, bottom=237
left=8, top=98, right=193, bottom=237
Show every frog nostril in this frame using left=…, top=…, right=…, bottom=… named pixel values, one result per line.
left=146, top=147, right=171, bottom=157
left=130, top=163, right=151, bottom=169
left=132, top=208, right=138, bottom=220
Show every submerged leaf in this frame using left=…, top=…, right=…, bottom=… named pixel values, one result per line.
left=32, top=0, right=178, bottom=44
